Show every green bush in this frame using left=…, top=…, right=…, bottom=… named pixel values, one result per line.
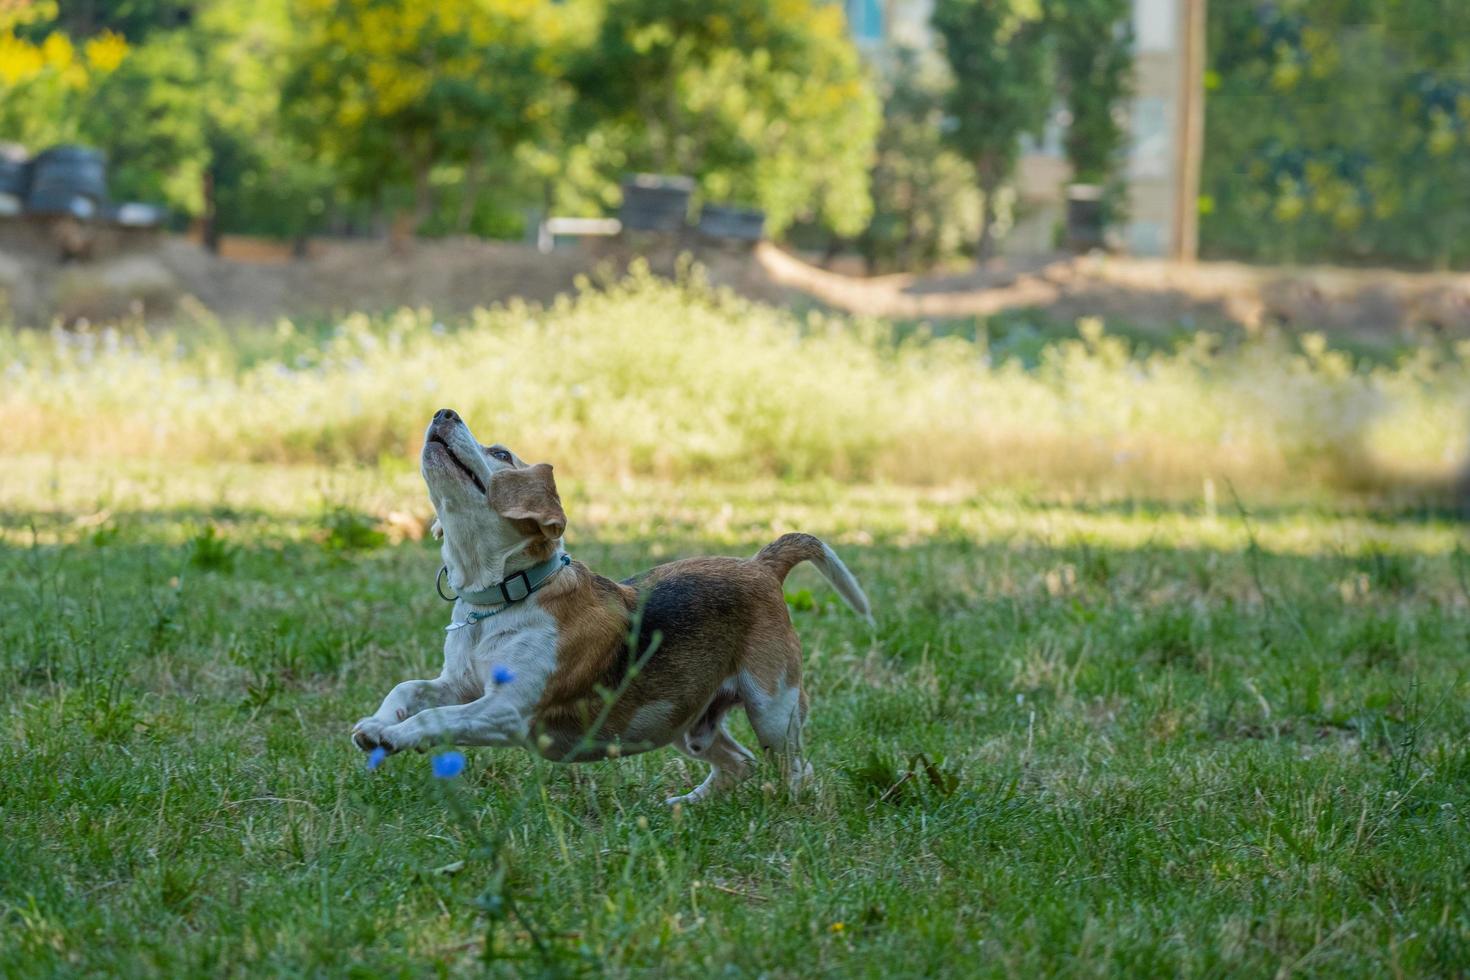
left=1, top=269, right=1466, bottom=495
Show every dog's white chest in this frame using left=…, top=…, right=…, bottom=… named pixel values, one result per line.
left=441, top=600, right=559, bottom=705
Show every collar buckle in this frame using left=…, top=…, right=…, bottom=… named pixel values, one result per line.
left=437, top=552, right=571, bottom=611
left=498, top=570, right=532, bottom=603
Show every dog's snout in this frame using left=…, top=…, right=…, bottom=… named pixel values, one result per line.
left=434, top=408, right=461, bottom=425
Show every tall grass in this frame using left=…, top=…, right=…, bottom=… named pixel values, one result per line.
left=2, top=264, right=1466, bottom=495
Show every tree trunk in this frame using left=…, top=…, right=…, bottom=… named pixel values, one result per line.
left=976, top=185, right=996, bottom=264
left=899, top=209, right=918, bottom=271
left=411, top=159, right=434, bottom=235
left=821, top=235, right=843, bottom=270
left=1459, top=429, right=1470, bottom=519
left=201, top=168, right=219, bottom=255
left=393, top=157, right=434, bottom=255
left=976, top=154, right=1002, bottom=264
left=859, top=231, right=877, bottom=276
left=455, top=147, right=484, bottom=234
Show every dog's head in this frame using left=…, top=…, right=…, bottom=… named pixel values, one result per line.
left=421, top=408, right=565, bottom=590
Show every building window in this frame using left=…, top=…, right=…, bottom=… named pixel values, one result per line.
left=846, top=0, right=884, bottom=43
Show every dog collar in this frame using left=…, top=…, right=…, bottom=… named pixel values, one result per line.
left=439, top=552, right=571, bottom=631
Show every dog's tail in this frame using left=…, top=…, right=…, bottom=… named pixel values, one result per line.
left=753, top=532, right=874, bottom=626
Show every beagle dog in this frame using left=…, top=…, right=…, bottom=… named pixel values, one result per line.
left=351, top=409, right=872, bottom=803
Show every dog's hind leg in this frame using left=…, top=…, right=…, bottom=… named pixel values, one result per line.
left=670, top=717, right=758, bottom=811
left=738, top=629, right=813, bottom=794
left=682, top=682, right=740, bottom=755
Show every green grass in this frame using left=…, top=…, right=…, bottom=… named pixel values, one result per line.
left=2, top=460, right=1468, bottom=976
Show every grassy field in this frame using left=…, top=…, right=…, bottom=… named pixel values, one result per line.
left=4, top=270, right=1468, bottom=496
left=3, top=276, right=1468, bottom=974
left=2, top=458, right=1468, bottom=976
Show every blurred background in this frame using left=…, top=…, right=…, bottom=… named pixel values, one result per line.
left=1, top=0, right=1468, bottom=503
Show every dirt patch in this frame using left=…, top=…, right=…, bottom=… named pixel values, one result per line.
left=4, top=231, right=1469, bottom=340
left=0, top=235, right=597, bottom=324
left=154, top=236, right=597, bottom=321
left=0, top=233, right=804, bottom=325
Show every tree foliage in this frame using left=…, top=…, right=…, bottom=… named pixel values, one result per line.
left=1204, top=0, right=1470, bottom=268
left=857, top=47, right=978, bottom=272
left=283, top=0, right=563, bottom=233
left=1047, top=0, right=1132, bottom=186
left=0, top=1, right=128, bottom=149
left=932, top=0, right=1052, bottom=259
left=569, top=0, right=880, bottom=236
left=81, top=27, right=208, bottom=214
left=50, top=0, right=193, bottom=40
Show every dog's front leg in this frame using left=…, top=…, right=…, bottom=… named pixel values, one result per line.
left=352, top=678, right=462, bottom=751
left=376, top=695, right=527, bottom=754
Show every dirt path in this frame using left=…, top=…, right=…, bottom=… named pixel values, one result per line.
left=754, top=243, right=1470, bottom=338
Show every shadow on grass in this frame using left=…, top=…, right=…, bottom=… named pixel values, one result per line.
left=1022, top=491, right=1468, bottom=526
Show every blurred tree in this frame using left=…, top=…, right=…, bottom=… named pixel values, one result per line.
left=425, top=0, right=601, bottom=237
left=1203, top=0, right=1470, bottom=269
left=189, top=0, right=334, bottom=245
left=1380, top=0, right=1470, bottom=270
left=932, top=0, right=1052, bottom=260
left=0, top=1, right=128, bottom=148
left=283, top=0, right=561, bottom=237
left=568, top=0, right=880, bottom=237
left=79, top=28, right=208, bottom=215
left=51, top=0, right=193, bottom=39
left=62, top=0, right=329, bottom=243
left=1047, top=0, right=1131, bottom=186
left=856, top=47, right=979, bottom=272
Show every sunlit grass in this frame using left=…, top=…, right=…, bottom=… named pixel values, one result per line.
left=4, top=457, right=1465, bottom=560
left=2, top=462, right=1468, bottom=974
left=3, top=266, right=1466, bottom=496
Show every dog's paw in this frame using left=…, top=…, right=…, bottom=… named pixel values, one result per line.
left=351, top=718, right=387, bottom=751
left=787, top=759, right=815, bottom=795
left=665, top=781, right=713, bottom=806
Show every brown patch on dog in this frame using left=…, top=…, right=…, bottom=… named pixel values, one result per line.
left=530, top=553, right=802, bottom=760
left=532, top=564, right=636, bottom=748
left=488, top=463, right=565, bottom=561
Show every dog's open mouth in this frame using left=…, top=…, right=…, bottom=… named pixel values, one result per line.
left=427, top=434, right=487, bottom=494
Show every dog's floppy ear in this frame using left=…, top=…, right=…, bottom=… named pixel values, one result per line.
left=488, top=463, right=566, bottom=541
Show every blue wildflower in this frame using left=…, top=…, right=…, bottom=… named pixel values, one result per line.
left=432, top=751, right=466, bottom=779
left=366, top=746, right=387, bottom=770
left=492, top=664, right=516, bottom=686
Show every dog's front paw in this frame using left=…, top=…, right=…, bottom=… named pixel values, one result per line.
left=351, top=718, right=387, bottom=751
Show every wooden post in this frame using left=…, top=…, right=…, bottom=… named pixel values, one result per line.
left=1173, top=0, right=1206, bottom=262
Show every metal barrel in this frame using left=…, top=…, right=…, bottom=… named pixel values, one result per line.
left=27, top=145, right=107, bottom=219
left=698, top=204, right=765, bottom=242
left=1065, top=183, right=1106, bottom=253
left=0, top=153, right=29, bottom=197
left=618, top=174, right=694, bottom=232
left=0, top=151, right=28, bottom=217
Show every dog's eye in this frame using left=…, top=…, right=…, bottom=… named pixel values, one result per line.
left=489, top=448, right=512, bottom=463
